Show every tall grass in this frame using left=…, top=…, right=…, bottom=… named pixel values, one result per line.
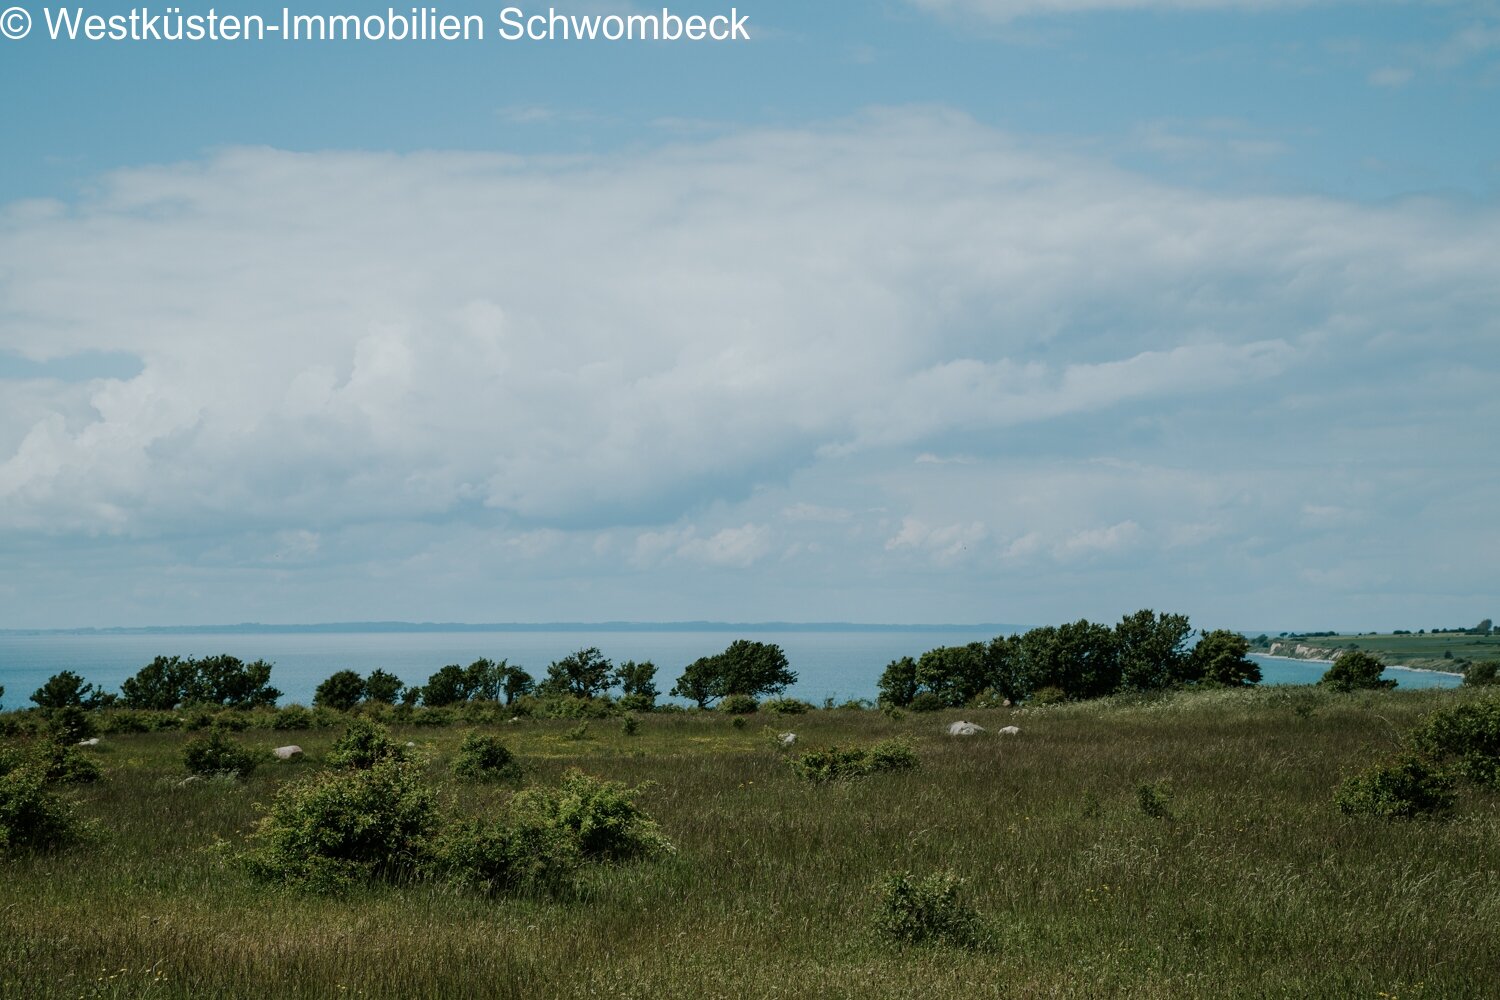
left=2, top=687, right=1498, bottom=998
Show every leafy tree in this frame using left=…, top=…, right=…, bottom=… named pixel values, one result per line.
left=0, top=684, right=5, bottom=710
left=914, top=643, right=990, bottom=708
left=30, top=671, right=107, bottom=710
left=120, top=656, right=195, bottom=710
left=1474, top=618, right=1494, bottom=636
left=314, top=670, right=367, bottom=712
left=877, top=656, right=919, bottom=708
left=1188, top=630, right=1261, bottom=686
left=984, top=634, right=1028, bottom=703
left=1115, top=610, right=1192, bottom=691
left=1464, top=660, right=1500, bottom=687
left=363, top=669, right=405, bottom=705
left=615, top=660, right=657, bottom=710
left=183, top=655, right=281, bottom=709
left=1020, top=621, right=1119, bottom=700
left=1320, top=650, right=1396, bottom=692
left=671, top=640, right=796, bottom=707
left=541, top=648, right=615, bottom=700
left=422, top=665, right=474, bottom=707
left=499, top=664, right=534, bottom=706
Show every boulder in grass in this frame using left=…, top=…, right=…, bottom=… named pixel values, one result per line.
left=272, top=745, right=304, bottom=761
left=778, top=732, right=797, bottom=747
left=76, top=737, right=101, bottom=747
left=999, top=726, right=1020, bottom=736
left=948, top=721, right=986, bottom=737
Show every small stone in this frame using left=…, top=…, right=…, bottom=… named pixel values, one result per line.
left=272, top=745, right=304, bottom=761
left=778, top=732, right=797, bottom=747
left=999, top=726, right=1020, bottom=736
left=76, top=737, right=101, bottom=747
left=947, top=721, right=986, bottom=737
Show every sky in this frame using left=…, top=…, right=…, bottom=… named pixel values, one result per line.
left=0, top=0, right=1497, bottom=631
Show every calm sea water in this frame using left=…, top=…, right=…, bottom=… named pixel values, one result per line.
left=0, top=631, right=1462, bottom=709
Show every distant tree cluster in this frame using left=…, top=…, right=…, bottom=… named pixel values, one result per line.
left=877, top=611, right=1260, bottom=708
left=669, top=640, right=796, bottom=708
left=119, top=655, right=281, bottom=710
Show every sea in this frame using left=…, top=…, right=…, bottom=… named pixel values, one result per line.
left=0, top=627, right=1463, bottom=709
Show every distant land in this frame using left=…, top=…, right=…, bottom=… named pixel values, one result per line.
left=0, top=621, right=1023, bottom=637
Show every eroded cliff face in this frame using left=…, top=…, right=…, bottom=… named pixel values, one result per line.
left=1267, top=642, right=1345, bottom=661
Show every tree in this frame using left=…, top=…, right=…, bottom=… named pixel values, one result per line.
left=1115, top=610, right=1192, bottom=691
left=877, top=656, right=919, bottom=708
left=1473, top=619, right=1494, bottom=636
left=31, top=671, right=108, bottom=710
left=120, top=656, right=195, bottom=710
left=314, top=670, right=367, bottom=712
left=422, top=665, right=474, bottom=707
left=1320, top=650, right=1396, bottom=692
left=670, top=656, right=720, bottom=708
left=914, top=643, right=990, bottom=708
left=615, top=661, right=658, bottom=710
left=670, top=641, right=797, bottom=708
left=181, top=655, right=281, bottom=709
left=541, top=648, right=615, bottom=700
left=364, top=669, right=405, bottom=705
left=499, top=665, right=534, bottom=706
left=1188, top=630, right=1261, bottom=686
left=1463, top=660, right=1500, bottom=687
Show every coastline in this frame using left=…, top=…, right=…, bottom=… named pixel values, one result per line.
left=1253, top=652, right=1464, bottom=679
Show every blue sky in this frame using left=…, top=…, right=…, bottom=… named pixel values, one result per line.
left=1, top=0, right=1497, bottom=630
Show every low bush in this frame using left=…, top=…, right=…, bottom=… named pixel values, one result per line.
left=509, top=768, right=673, bottom=862
left=183, top=729, right=261, bottom=779
left=452, top=732, right=523, bottom=782
left=1136, top=781, right=1173, bottom=820
left=1335, top=752, right=1456, bottom=820
left=0, top=763, right=86, bottom=854
left=907, top=692, right=945, bottom=713
left=326, top=719, right=407, bottom=770
left=1030, top=686, right=1068, bottom=707
left=1464, top=660, right=1500, bottom=687
left=719, top=694, right=760, bottom=715
left=271, top=705, right=315, bottom=731
left=1410, top=698, right=1500, bottom=787
left=99, top=711, right=152, bottom=735
left=791, top=739, right=920, bottom=782
left=873, top=869, right=986, bottom=949
left=621, top=715, right=640, bottom=737
left=243, top=759, right=439, bottom=892
left=437, top=815, right=582, bottom=898
left=44, top=706, right=95, bottom=743
left=35, top=740, right=102, bottom=785
left=762, top=698, right=814, bottom=715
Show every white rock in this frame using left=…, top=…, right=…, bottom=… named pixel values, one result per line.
left=76, top=737, right=101, bottom=747
left=406, top=741, right=416, bottom=747
left=272, top=745, right=304, bottom=761
left=778, top=732, right=797, bottom=747
left=999, top=726, right=1020, bottom=736
left=948, top=721, right=986, bottom=737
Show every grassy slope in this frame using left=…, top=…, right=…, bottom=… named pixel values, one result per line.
left=4, top=688, right=1499, bottom=999
left=1263, top=632, right=1500, bottom=672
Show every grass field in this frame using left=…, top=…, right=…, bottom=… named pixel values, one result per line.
left=4, top=687, right=1500, bottom=999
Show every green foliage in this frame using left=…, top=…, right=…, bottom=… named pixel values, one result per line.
left=182, top=729, right=261, bottom=779
left=791, top=739, right=920, bottom=782
left=1410, top=698, right=1500, bottom=787
left=326, top=719, right=407, bottom=770
left=44, top=705, right=95, bottom=743
left=120, top=654, right=281, bottom=710
left=620, top=715, right=640, bottom=737
left=1116, top=610, right=1192, bottom=691
left=1026, top=620, right=1121, bottom=700
left=1335, top=752, right=1456, bottom=820
left=876, top=656, right=919, bottom=708
left=509, top=768, right=672, bottom=862
left=34, top=740, right=102, bottom=785
left=451, top=732, right=523, bottom=782
left=541, top=648, right=616, bottom=700
left=0, top=763, right=86, bottom=854
left=915, top=643, right=992, bottom=708
left=31, top=670, right=108, bottom=710
left=873, top=870, right=985, bottom=949
left=1464, top=660, right=1500, bottom=687
left=363, top=669, right=405, bottom=705
left=436, top=813, right=582, bottom=898
left=243, top=759, right=440, bottom=892
left=762, top=698, right=814, bottom=715
left=1320, top=651, right=1396, bottom=692
left=908, top=692, right=945, bottom=712
left=1136, top=781, right=1173, bottom=820
left=313, top=670, right=366, bottom=712
left=615, top=660, right=658, bottom=710
left=1189, top=630, right=1262, bottom=687
left=719, top=694, right=759, bottom=715
left=563, top=722, right=592, bottom=741
left=271, top=705, right=315, bottom=730
left=671, top=640, right=797, bottom=708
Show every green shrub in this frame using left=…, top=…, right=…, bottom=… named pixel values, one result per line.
left=1335, top=752, right=1456, bottom=820
left=1136, top=781, right=1173, bottom=820
left=1320, top=651, right=1396, bottom=692
left=271, top=705, right=315, bottom=730
left=33, top=740, right=102, bottom=785
left=509, top=768, right=673, bottom=862
left=409, top=707, right=455, bottom=728
left=437, top=815, right=582, bottom=898
left=873, top=870, right=986, bottom=949
left=762, top=698, right=814, bottom=715
left=99, top=711, right=151, bottom=735
left=620, top=715, right=640, bottom=737
left=907, top=692, right=945, bottom=713
left=44, top=706, right=95, bottom=743
left=1410, top=699, right=1500, bottom=787
left=326, top=719, right=407, bottom=770
left=792, top=739, right=920, bottom=782
left=452, top=732, right=523, bottom=782
left=211, top=711, right=249, bottom=732
left=243, top=759, right=440, bottom=892
left=1464, top=660, right=1500, bottom=687
left=1029, top=686, right=1068, bottom=706
left=719, top=694, right=760, bottom=715
left=563, top=722, right=591, bottom=741
left=314, top=670, right=366, bottom=712
left=182, top=729, right=261, bottom=779
left=0, top=764, right=86, bottom=854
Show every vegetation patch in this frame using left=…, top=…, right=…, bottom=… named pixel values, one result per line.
left=791, top=738, right=919, bottom=782
left=873, top=869, right=988, bottom=950
left=182, top=728, right=261, bottom=780
left=451, top=731, right=523, bottom=782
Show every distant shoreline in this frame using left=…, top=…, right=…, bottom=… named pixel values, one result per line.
left=1254, top=652, right=1464, bottom=679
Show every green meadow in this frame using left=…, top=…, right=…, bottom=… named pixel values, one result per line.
left=4, top=687, right=1500, bottom=999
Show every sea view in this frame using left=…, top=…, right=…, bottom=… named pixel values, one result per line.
left=0, top=627, right=1463, bottom=708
